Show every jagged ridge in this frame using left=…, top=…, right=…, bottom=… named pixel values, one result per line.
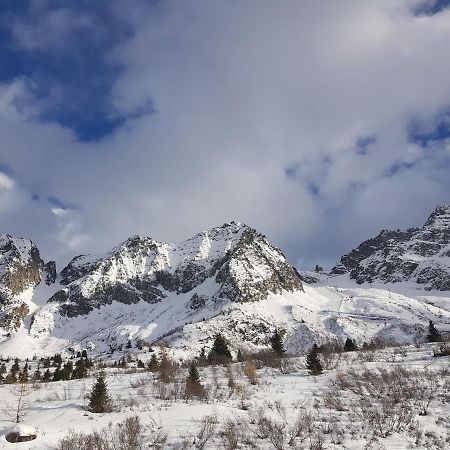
left=44, top=222, right=301, bottom=318
left=332, top=205, right=450, bottom=290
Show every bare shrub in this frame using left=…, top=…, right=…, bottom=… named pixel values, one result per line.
left=330, top=366, right=447, bottom=436
left=3, top=382, right=31, bottom=423
left=249, top=403, right=320, bottom=449
left=243, top=362, right=258, bottom=385
left=193, top=413, right=218, bottom=449
left=57, top=415, right=167, bottom=450
left=226, top=364, right=236, bottom=390
left=220, top=417, right=244, bottom=450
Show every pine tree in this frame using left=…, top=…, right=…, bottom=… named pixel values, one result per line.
left=81, top=350, right=88, bottom=359
left=197, top=347, right=208, bottom=366
left=185, top=362, right=205, bottom=398
left=237, top=349, right=244, bottom=362
left=187, top=362, right=200, bottom=383
left=11, top=358, right=20, bottom=375
left=148, top=353, right=158, bottom=372
left=427, top=320, right=441, bottom=343
left=270, top=329, right=285, bottom=355
left=42, top=369, right=51, bottom=382
left=126, top=340, right=133, bottom=349
left=88, top=374, right=112, bottom=413
left=34, top=367, right=41, bottom=382
left=158, top=348, right=176, bottom=383
left=61, top=361, right=73, bottom=380
left=19, top=363, right=28, bottom=383
left=344, top=338, right=358, bottom=352
left=306, top=346, right=323, bottom=375
left=72, top=359, right=88, bottom=379
left=52, top=364, right=62, bottom=382
left=0, top=362, right=6, bottom=381
left=208, top=334, right=232, bottom=365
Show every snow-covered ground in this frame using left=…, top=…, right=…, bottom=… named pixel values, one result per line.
left=1, top=274, right=448, bottom=361
left=0, top=343, right=448, bottom=449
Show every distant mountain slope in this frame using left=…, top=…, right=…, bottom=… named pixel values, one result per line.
left=49, top=221, right=303, bottom=318
left=332, top=205, right=450, bottom=290
left=0, top=218, right=449, bottom=359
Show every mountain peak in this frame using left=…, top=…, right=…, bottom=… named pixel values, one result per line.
left=423, top=204, right=450, bottom=229
left=332, top=206, right=450, bottom=290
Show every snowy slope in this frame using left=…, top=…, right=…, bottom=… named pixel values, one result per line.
left=0, top=220, right=449, bottom=359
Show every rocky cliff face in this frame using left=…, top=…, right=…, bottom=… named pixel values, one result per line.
left=332, top=205, right=450, bottom=290
left=0, top=235, right=46, bottom=331
left=49, top=222, right=302, bottom=317
left=0, top=234, right=44, bottom=297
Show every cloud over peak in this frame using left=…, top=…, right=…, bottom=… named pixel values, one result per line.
left=0, top=0, right=450, bottom=269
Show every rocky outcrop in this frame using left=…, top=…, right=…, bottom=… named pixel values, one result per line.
left=44, top=261, right=57, bottom=285
left=0, top=235, right=43, bottom=298
left=50, top=222, right=303, bottom=316
left=0, top=235, right=44, bottom=331
left=332, top=205, right=450, bottom=290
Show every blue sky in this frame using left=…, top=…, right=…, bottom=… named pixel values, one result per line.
left=1, top=0, right=450, bottom=269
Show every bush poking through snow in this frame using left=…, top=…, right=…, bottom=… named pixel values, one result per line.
left=243, top=362, right=258, bottom=385
left=57, top=416, right=167, bottom=450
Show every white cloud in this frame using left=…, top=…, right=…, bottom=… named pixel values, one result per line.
left=1, top=0, right=450, bottom=268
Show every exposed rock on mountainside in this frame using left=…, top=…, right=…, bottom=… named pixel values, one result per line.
left=332, top=205, right=450, bottom=290
left=50, top=222, right=303, bottom=317
left=0, top=216, right=449, bottom=358
left=0, top=234, right=43, bottom=297
left=0, top=235, right=45, bottom=331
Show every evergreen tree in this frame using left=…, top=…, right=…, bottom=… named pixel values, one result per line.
left=0, top=363, right=7, bottom=378
left=61, top=361, right=73, bottom=380
left=11, top=358, right=20, bottom=375
left=187, top=362, right=200, bottom=383
left=34, top=367, right=41, bottom=382
left=306, top=346, right=323, bottom=375
left=5, top=369, right=17, bottom=384
left=81, top=350, right=88, bottom=359
left=344, top=338, right=358, bottom=352
left=19, top=363, right=28, bottom=383
left=147, top=353, right=158, bottom=372
left=52, top=364, right=62, bottom=382
left=42, top=369, right=51, bottom=382
left=158, top=348, right=176, bottom=383
left=72, top=359, right=88, bottom=379
left=137, top=359, right=145, bottom=369
left=197, top=347, right=208, bottom=366
left=207, top=334, right=232, bottom=365
left=237, top=349, right=244, bottom=362
left=126, top=340, right=133, bottom=349
left=270, top=329, right=285, bottom=355
left=185, top=362, right=205, bottom=398
left=427, top=320, right=441, bottom=343
left=88, top=374, right=112, bottom=413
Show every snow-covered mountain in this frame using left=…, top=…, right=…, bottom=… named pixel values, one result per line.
left=331, top=205, right=450, bottom=290
left=0, top=215, right=449, bottom=359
